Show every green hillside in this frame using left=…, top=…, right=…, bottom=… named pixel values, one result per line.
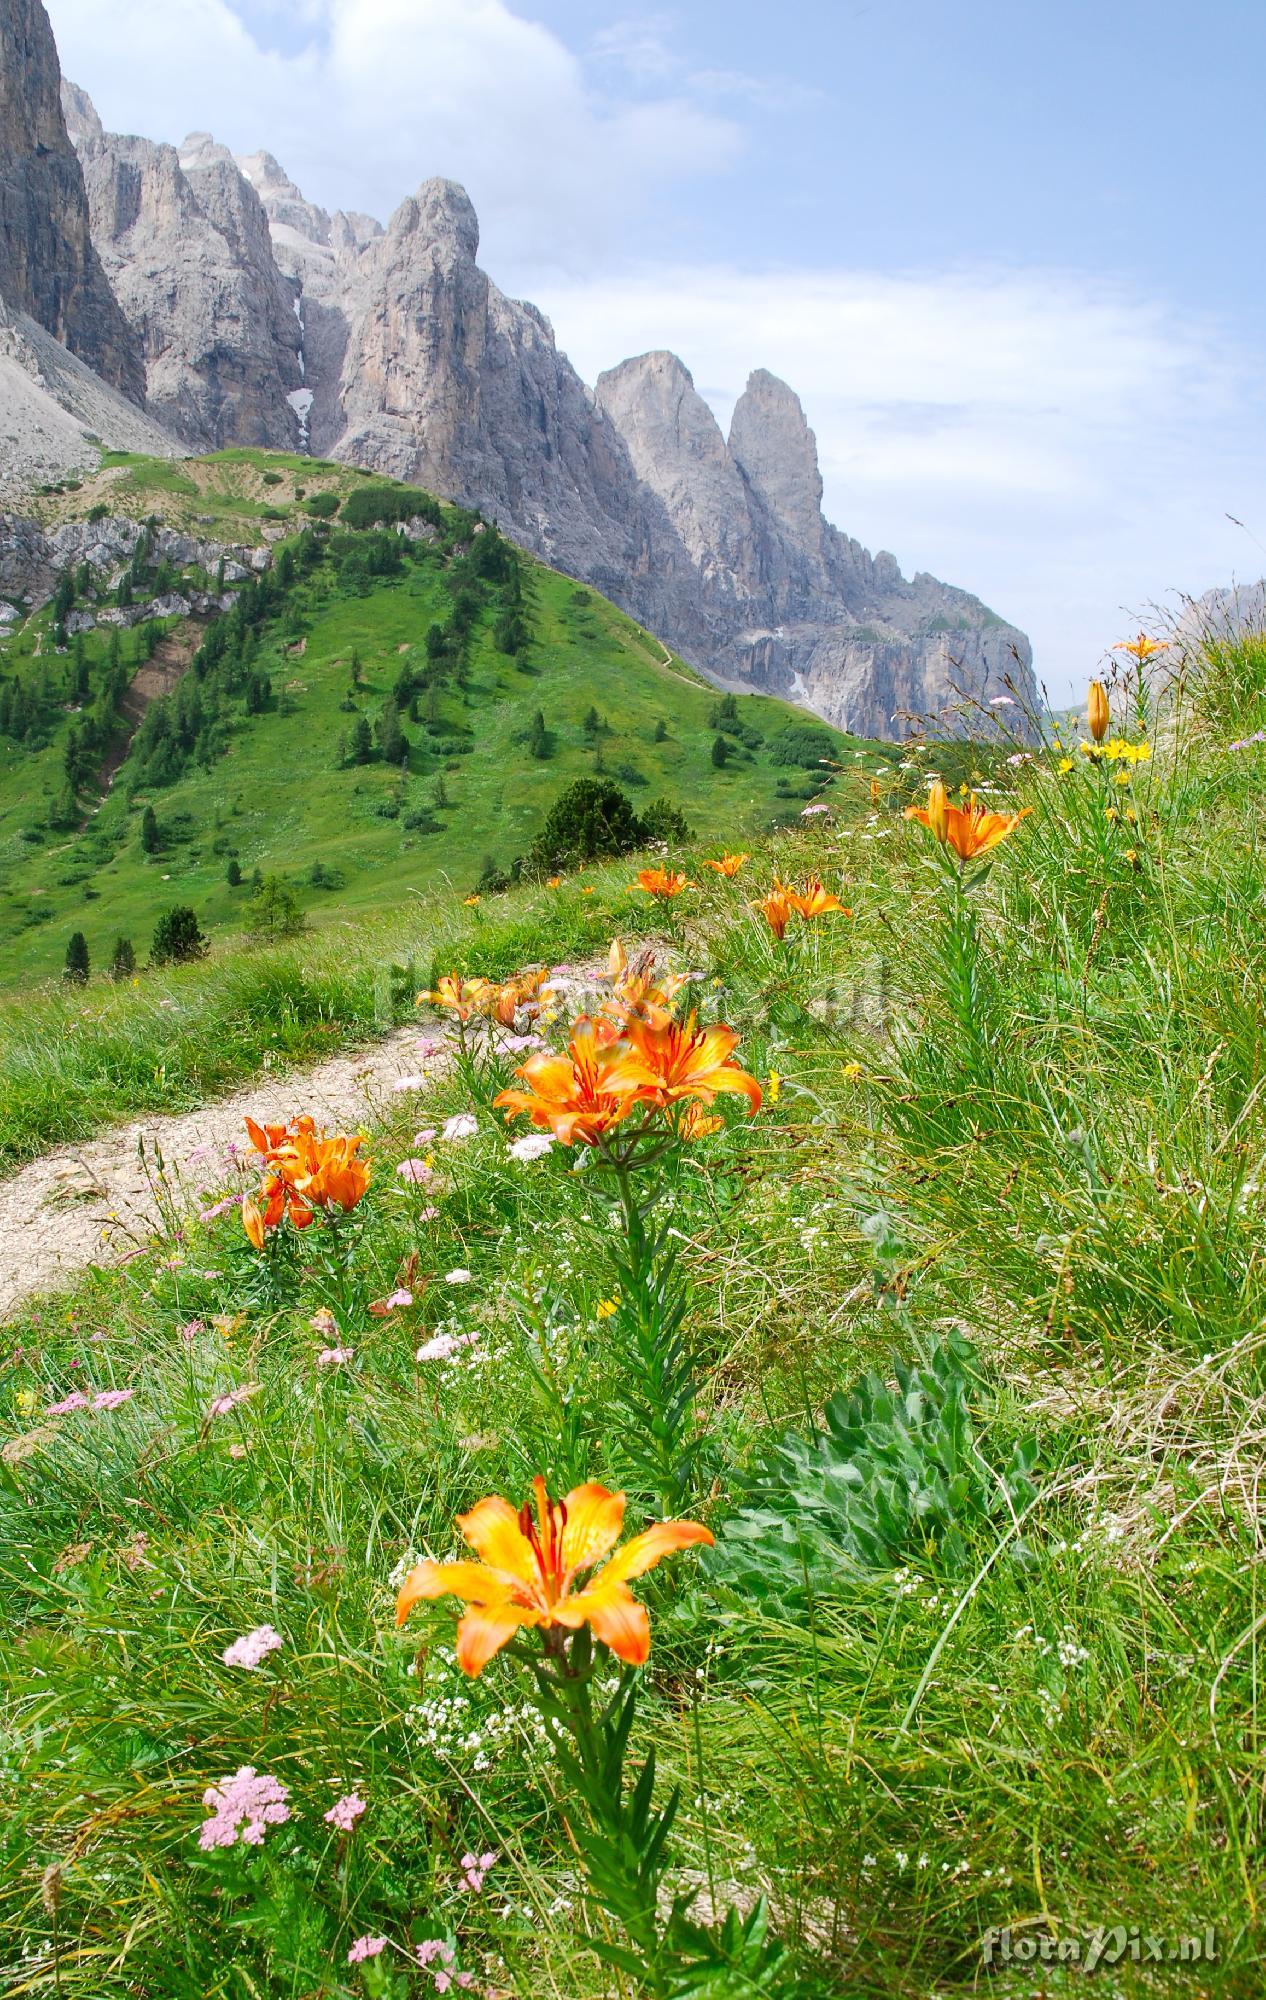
left=0, top=451, right=899, bottom=989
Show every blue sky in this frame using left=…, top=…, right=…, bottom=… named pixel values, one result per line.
left=44, top=0, right=1266, bottom=697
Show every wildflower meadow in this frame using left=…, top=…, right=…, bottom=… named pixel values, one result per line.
left=2, top=632, right=1264, bottom=1996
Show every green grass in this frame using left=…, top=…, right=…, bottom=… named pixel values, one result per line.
left=0, top=452, right=900, bottom=991
left=2, top=635, right=1265, bottom=1993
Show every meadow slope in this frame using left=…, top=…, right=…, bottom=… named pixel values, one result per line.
left=2, top=632, right=1263, bottom=1998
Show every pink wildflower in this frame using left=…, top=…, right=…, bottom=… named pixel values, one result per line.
left=348, top=1936, right=388, bottom=1964
left=417, top=1205, right=440, bottom=1223
left=222, top=1625, right=284, bottom=1670
left=207, top=1384, right=260, bottom=1419
left=46, top=1391, right=91, bottom=1415
left=461, top=1850, right=497, bottom=1892
left=442, top=1113, right=478, bottom=1142
left=198, top=1194, right=239, bottom=1222
left=392, top=1074, right=429, bottom=1093
left=317, top=1345, right=355, bottom=1368
left=180, top=1320, right=205, bottom=1343
left=397, top=1159, right=433, bottom=1184
left=93, top=1388, right=134, bottom=1410
left=413, top=1128, right=438, bottom=1144
left=324, top=1792, right=366, bottom=1832
left=198, top=1766, right=290, bottom=1849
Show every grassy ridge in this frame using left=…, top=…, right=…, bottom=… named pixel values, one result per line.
left=1, top=630, right=1264, bottom=1992
left=0, top=450, right=892, bottom=989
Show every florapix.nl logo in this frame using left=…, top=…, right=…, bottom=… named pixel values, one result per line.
left=981, top=1923, right=1217, bottom=1973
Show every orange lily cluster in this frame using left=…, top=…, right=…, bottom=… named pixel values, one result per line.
left=241, top=1115, right=371, bottom=1246
left=396, top=1476, right=713, bottom=1674
left=493, top=943, right=761, bottom=1151
left=905, top=781, right=1029, bottom=863
left=632, top=868, right=691, bottom=899
left=423, top=968, right=550, bottom=1027
left=755, top=875, right=851, bottom=939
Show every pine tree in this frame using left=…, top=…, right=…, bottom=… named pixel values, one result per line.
left=226, top=858, right=242, bottom=887
left=653, top=718, right=668, bottom=743
left=435, top=773, right=451, bottom=810
left=109, top=936, right=136, bottom=980
left=711, top=735, right=730, bottom=768
left=63, top=932, right=89, bottom=984
left=377, top=700, right=407, bottom=767
left=350, top=648, right=364, bottom=685
left=150, top=907, right=208, bottom=966
left=349, top=716, right=373, bottom=764
left=529, top=709, right=549, bottom=760
left=140, top=805, right=160, bottom=853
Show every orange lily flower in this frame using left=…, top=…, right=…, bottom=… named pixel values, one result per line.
left=905, top=793, right=1031, bottom=861
left=678, top=1103, right=724, bottom=1141
left=703, top=853, right=748, bottom=877
left=633, top=868, right=691, bottom=899
left=756, top=886, right=794, bottom=939
left=493, top=1019, right=637, bottom=1146
left=1087, top=679, right=1110, bottom=743
left=396, top=1476, right=713, bottom=1674
left=784, top=875, right=850, bottom=920
left=1114, top=633, right=1167, bottom=662
left=602, top=1012, right=763, bottom=1115
left=282, top=1129, right=371, bottom=1212
left=241, top=1196, right=267, bottom=1250
left=547, top=875, right=564, bottom=889
left=422, top=973, right=495, bottom=1022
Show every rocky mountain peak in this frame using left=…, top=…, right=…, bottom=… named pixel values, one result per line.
left=60, top=78, right=102, bottom=148
left=729, top=368, right=825, bottom=552
left=388, top=178, right=480, bottom=261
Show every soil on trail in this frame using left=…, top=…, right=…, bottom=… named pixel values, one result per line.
left=0, top=1023, right=443, bottom=1321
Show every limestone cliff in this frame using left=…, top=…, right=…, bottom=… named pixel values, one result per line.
left=0, top=0, right=141, bottom=399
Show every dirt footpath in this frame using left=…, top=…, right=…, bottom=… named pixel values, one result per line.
left=0, top=1025, right=442, bottom=1321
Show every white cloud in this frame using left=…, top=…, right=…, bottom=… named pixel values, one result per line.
left=534, top=264, right=1266, bottom=698
left=43, top=0, right=741, bottom=270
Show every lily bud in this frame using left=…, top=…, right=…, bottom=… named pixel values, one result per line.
left=242, top=1196, right=266, bottom=1251
left=1087, top=679, right=1110, bottom=743
left=926, top=780, right=950, bottom=843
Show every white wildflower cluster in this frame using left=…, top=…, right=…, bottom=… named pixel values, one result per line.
left=408, top=1683, right=551, bottom=1774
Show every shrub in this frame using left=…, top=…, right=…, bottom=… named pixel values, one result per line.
left=769, top=723, right=840, bottom=769
left=150, top=906, right=208, bottom=966
left=340, top=483, right=442, bottom=533
left=522, top=779, right=645, bottom=872
left=304, top=491, right=340, bottom=520
left=639, top=798, right=693, bottom=845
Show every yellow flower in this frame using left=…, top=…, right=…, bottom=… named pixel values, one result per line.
left=595, top=1297, right=619, bottom=1319
left=767, top=1069, right=782, bottom=1103
left=464, top=894, right=481, bottom=907
left=16, top=1388, right=37, bottom=1416
left=1057, top=757, right=1075, bottom=774
left=841, top=1061, right=864, bottom=1080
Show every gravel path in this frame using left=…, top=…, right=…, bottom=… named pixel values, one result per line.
left=0, top=1025, right=441, bottom=1321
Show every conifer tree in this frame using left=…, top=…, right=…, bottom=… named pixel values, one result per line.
left=63, top=932, right=89, bottom=984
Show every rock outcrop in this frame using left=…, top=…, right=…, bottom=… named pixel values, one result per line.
left=65, top=109, right=303, bottom=450
left=0, top=0, right=141, bottom=399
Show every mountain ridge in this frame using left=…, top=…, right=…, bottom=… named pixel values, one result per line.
left=1, top=0, right=1035, bottom=741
